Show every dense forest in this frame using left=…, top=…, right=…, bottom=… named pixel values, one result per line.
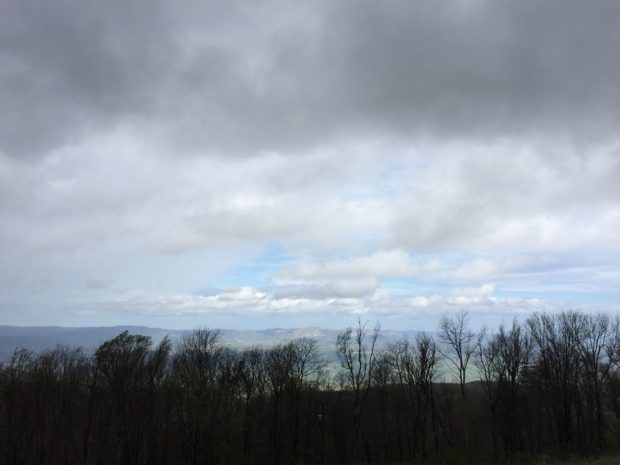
left=2, top=310, right=620, bottom=465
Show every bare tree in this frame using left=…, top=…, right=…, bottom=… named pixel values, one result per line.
left=578, top=313, right=611, bottom=452
left=438, top=311, right=484, bottom=397
left=336, top=319, right=380, bottom=464
left=527, top=312, right=581, bottom=447
left=237, top=346, right=267, bottom=460
left=498, top=320, right=531, bottom=456
left=414, top=333, right=442, bottom=460
left=172, top=328, right=226, bottom=465
left=371, top=351, right=393, bottom=464
left=264, top=341, right=295, bottom=465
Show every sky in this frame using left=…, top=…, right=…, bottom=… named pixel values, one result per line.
left=1, top=0, right=619, bottom=330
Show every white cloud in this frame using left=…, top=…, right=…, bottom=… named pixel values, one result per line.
left=407, top=283, right=539, bottom=311
left=272, top=250, right=444, bottom=300
left=2, top=0, right=620, bottom=326
left=390, top=142, right=620, bottom=253
left=66, top=282, right=579, bottom=335
left=279, top=248, right=439, bottom=278
left=452, top=283, right=495, bottom=298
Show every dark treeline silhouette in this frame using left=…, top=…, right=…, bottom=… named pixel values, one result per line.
left=3, top=310, right=620, bottom=465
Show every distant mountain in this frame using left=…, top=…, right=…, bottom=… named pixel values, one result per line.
left=0, top=325, right=181, bottom=361
left=0, top=325, right=422, bottom=363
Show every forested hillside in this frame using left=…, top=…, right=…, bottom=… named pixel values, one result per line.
left=2, top=310, right=620, bottom=465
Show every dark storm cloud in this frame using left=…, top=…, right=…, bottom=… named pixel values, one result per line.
left=0, top=0, right=173, bottom=155
left=1, top=0, right=620, bottom=157
left=324, top=0, right=620, bottom=141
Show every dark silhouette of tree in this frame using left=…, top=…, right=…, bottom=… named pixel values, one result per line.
left=385, top=334, right=441, bottom=464
left=497, top=321, right=531, bottom=456
left=2, top=348, right=35, bottom=465
left=439, top=310, right=483, bottom=398
left=576, top=313, right=611, bottom=453
left=438, top=310, right=484, bottom=453
left=527, top=311, right=583, bottom=450
left=3, top=310, right=620, bottom=465
left=475, top=328, right=503, bottom=459
left=336, top=319, right=380, bottom=464
left=94, top=330, right=153, bottom=465
left=264, top=338, right=324, bottom=465
left=237, top=346, right=267, bottom=462
left=172, top=328, right=233, bottom=465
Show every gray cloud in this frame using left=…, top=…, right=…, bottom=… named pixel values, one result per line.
left=389, top=143, right=620, bottom=252
left=0, top=0, right=177, bottom=156
left=2, top=0, right=620, bottom=158
left=2, top=0, right=620, bottom=325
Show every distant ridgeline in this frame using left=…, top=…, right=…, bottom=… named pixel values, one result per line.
left=0, top=325, right=419, bottom=369
left=1, top=310, right=619, bottom=465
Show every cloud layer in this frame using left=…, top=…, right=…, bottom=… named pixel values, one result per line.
left=1, top=0, right=619, bottom=327
left=3, top=0, right=620, bottom=157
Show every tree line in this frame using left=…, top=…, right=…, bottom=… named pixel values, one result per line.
left=2, top=310, right=620, bottom=465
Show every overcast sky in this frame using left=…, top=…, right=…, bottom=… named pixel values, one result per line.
left=1, top=0, right=619, bottom=330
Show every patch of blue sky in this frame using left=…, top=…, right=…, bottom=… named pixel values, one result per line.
left=197, top=241, right=293, bottom=292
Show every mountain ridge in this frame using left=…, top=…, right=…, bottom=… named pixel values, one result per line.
left=0, top=324, right=423, bottom=362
